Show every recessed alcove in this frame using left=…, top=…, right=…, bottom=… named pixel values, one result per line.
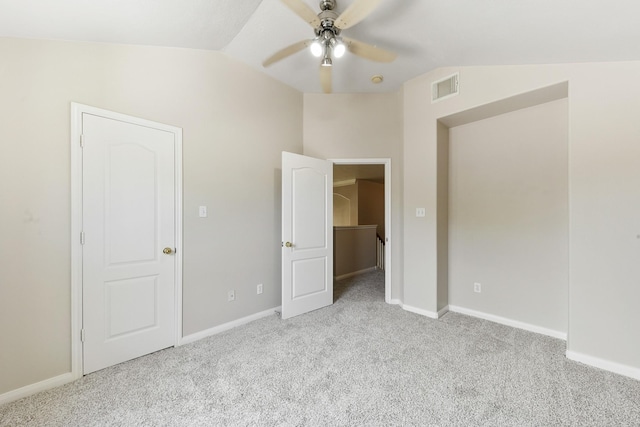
left=437, top=82, right=569, bottom=334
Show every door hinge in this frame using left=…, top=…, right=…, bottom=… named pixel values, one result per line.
left=80, top=329, right=85, bottom=342
left=80, top=231, right=85, bottom=245
left=80, top=134, right=85, bottom=148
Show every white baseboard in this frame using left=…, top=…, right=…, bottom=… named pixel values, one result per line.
left=179, top=306, right=281, bottom=346
left=389, top=299, right=402, bottom=305
left=402, top=304, right=441, bottom=319
left=0, top=372, right=75, bottom=406
left=334, top=267, right=377, bottom=281
left=566, top=350, right=640, bottom=381
left=448, top=305, right=567, bottom=340
left=1, top=307, right=282, bottom=405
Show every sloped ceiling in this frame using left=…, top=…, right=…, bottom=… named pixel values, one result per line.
left=0, top=0, right=262, bottom=50
left=1, top=0, right=640, bottom=93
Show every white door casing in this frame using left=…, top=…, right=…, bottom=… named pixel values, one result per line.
left=71, top=104, right=183, bottom=376
left=281, top=152, right=333, bottom=319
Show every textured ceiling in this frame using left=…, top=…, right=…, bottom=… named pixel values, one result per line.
left=0, top=0, right=262, bottom=50
left=2, top=0, right=640, bottom=94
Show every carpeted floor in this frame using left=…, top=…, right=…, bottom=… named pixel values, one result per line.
left=1, top=269, right=639, bottom=426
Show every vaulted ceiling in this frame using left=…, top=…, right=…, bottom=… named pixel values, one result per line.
left=1, top=0, right=639, bottom=93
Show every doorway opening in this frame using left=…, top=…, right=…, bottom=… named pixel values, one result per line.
left=331, top=159, right=391, bottom=303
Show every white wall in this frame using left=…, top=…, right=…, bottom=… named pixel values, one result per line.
left=303, top=93, right=403, bottom=300
left=403, top=62, right=640, bottom=374
left=0, top=37, right=302, bottom=395
left=448, top=99, right=569, bottom=334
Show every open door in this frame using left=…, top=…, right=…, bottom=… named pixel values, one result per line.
left=281, top=152, right=333, bottom=319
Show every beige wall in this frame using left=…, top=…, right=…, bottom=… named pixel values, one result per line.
left=404, top=62, right=640, bottom=371
left=333, top=183, right=358, bottom=226
left=303, top=93, right=403, bottom=300
left=333, top=226, right=377, bottom=278
left=436, top=121, right=449, bottom=311
left=448, top=99, right=569, bottom=333
left=4, top=34, right=639, bottom=397
left=0, top=37, right=302, bottom=395
left=357, top=180, right=385, bottom=239
left=332, top=179, right=384, bottom=234
left=333, top=193, right=351, bottom=226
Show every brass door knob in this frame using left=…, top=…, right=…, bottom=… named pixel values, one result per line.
left=285, top=242, right=293, bottom=248
left=163, top=247, right=174, bottom=255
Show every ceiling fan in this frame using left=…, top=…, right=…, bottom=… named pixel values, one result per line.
left=263, top=0, right=397, bottom=93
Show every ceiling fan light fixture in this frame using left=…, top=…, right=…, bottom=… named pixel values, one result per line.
left=321, top=47, right=333, bottom=67
left=331, top=37, right=346, bottom=58
left=310, top=38, right=323, bottom=57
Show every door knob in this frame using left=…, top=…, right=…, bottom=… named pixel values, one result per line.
left=163, top=247, right=174, bottom=255
left=284, top=242, right=293, bottom=248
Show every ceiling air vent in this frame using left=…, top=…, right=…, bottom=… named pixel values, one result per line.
left=432, top=73, right=459, bottom=103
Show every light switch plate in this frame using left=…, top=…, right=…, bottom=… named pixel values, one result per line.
left=199, top=206, right=207, bottom=218
left=416, top=208, right=426, bottom=217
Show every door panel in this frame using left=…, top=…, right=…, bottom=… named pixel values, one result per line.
left=106, top=276, right=158, bottom=338
left=282, top=152, right=333, bottom=319
left=293, top=168, right=327, bottom=249
left=292, top=258, right=327, bottom=298
left=107, top=143, right=157, bottom=264
left=82, top=113, right=176, bottom=374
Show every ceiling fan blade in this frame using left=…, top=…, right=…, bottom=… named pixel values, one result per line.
left=263, top=40, right=311, bottom=67
left=320, top=65, right=332, bottom=94
left=334, top=0, right=383, bottom=29
left=343, top=37, right=397, bottom=63
left=280, top=0, right=321, bottom=28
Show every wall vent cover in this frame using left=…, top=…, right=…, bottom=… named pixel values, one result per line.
left=432, top=73, right=459, bottom=102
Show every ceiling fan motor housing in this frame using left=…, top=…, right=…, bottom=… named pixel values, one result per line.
left=317, top=9, right=340, bottom=34
left=319, top=0, right=336, bottom=11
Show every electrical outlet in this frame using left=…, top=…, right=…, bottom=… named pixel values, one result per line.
left=257, top=284, right=263, bottom=295
left=227, top=290, right=235, bottom=301
left=416, top=208, right=426, bottom=217
left=474, top=282, right=481, bottom=293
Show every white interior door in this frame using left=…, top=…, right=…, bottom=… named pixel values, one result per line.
left=82, top=112, right=177, bottom=374
left=281, top=152, right=333, bottom=319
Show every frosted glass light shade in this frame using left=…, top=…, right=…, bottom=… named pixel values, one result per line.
left=310, top=40, right=323, bottom=57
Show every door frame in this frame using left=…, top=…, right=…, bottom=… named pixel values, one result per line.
left=70, top=103, right=183, bottom=379
left=330, top=158, right=392, bottom=303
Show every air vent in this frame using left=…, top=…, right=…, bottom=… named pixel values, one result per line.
left=432, top=73, right=459, bottom=102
